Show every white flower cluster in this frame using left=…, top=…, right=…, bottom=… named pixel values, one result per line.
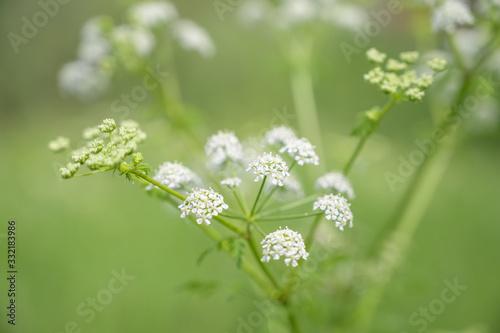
left=432, top=0, right=475, bottom=34
left=220, top=177, right=242, bottom=188
left=205, top=130, right=244, bottom=168
left=279, top=138, right=319, bottom=166
left=246, top=153, right=290, bottom=186
left=261, top=227, right=309, bottom=267
left=59, top=1, right=215, bottom=101
left=316, top=172, right=355, bottom=200
left=172, top=19, right=216, bottom=58
left=178, top=188, right=229, bottom=225
left=262, top=126, right=297, bottom=147
left=48, top=136, right=70, bottom=152
left=129, top=1, right=178, bottom=27
left=313, top=194, right=353, bottom=231
left=146, top=162, right=199, bottom=190
left=237, top=0, right=367, bottom=31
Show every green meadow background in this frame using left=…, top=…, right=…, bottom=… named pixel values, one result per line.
left=1, top=0, right=499, bottom=332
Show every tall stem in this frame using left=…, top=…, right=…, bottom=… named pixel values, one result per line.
left=250, top=176, right=267, bottom=217
left=289, top=37, right=325, bottom=175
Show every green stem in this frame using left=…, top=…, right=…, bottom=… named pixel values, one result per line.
left=129, top=170, right=245, bottom=237
left=250, top=176, right=267, bottom=217
left=73, top=168, right=113, bottom=177
left=255, top=161, right=297, bottom=214
left=305, top=214, right=322, bottom=247
left=260, top=194, right=318, bottom=217
left=246, top=235, right=280, bottom=290
left=289, top=37, right=325, bottom=175
left=343, top=97, right=397, bottom=175
left=255, top=212, right=323, bottom=222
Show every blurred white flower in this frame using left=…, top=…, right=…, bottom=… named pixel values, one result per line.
left=112, top=25, right=156, bottom=57
left=261, top=226, right=309, bottom=267
left=48, top=136, right=70, bottom=152
left=78, top=17, right=111, bottom=64
left=178, top=188, right=229, bottom=225
left=432, top=0, right=475, bottom=33
left=262, top=125, right=297, bottom=147
left=237, top=0, right=270, bottom=25
left=221, top=177, right=242, bottom=188
left=313, top=194, right=353, bottom=231
left=172, top=19, right=215, bottom=58
left=322, top=3, right=368, bottom=31
left=58, top=60, right=110, bottom=101
left=246, top=152, right=290, bottom=186
left=205, top=130, right=244, bottom=168
left=129, top=1, right=178, bottom=27
left=316, top=172, right=355, bottom=199
left=279, top=0, right=318, bottom=27
left=147, top=162, right=200, bottom=190
left=280, top=137, right=319, bottom=166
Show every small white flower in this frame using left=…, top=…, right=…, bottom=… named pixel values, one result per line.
left=147, top=161, right=199, bottom=190
left=313, top=194, right=353, bottom=231
left=261, top=227, right=309, bottom=267
left=221, top=177, right=242, bottom=188
left=98, top=119, right=116, bottom=133
left=262, top=126, right=297, bottom=147
left=432, top=0, right=474, bottom=34
left=366, top=48, right=387, bottom=64
left=279, top=138, right=319, bottom=166
left=78, top=17, right=111, bottom=64
left=172, top=19, right=215, bottom=58
left=246, top=152, right=290, bottom=186
left=205, top=130, right=244, bottom=168
left=316, top=172, right=355, bottom=200
left=112, top=25, right=156, bottom=57
left=49, top=136, right=70, bottom=152
left=178, top=188, right=229, bottom=225
left=129, top=1, right=178, bottom=27
left=58, top=60, right=110, bottom=101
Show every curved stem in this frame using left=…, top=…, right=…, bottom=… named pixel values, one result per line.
left=305, top=214, right=323, bottom=247
left=246, top=235, right=280, bottom=290
left=260, top=194, right=318, bottom=217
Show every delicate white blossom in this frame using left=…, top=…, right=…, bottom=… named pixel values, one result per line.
left=49, top=136, right=70, bottom=152
left=172, top=19, right=215, bottom=58
left=314, top=194, right=354, bottom=231
left=221, top=177, right=242, bottom=188
left=246, top=153, right=290, bottom=186
left=98, top=119, right=116, bottom=133
left=129, top=1, right=178, bottom=27
left=112, top=25, right=156, bottom=57
left=78, top=17, right=111, bottom=64
left=315, top=172, right=355, bottom=199
left=58, top=60, right=110, bottom=101
left=147, top=162, right=199, bottom=190
left=262, top=126, right=297, bottom=147
left=432, top=0, right=475, bottom=34
left=205, top=130, right=244, bottom=168
left=280, top=138, right=319, bottom=166
left=261, top=227, right=309, bottom=267
left=178, top=188, right=229, bottom=225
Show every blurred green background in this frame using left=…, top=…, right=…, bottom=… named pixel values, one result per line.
left=1, top=0, right=500, bottom=332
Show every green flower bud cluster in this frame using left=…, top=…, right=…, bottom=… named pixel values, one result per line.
left=363, top=48, right=447, bottom=102
left=50, top=118, right=148, bottom=179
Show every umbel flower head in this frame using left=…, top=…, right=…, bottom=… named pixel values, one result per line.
left=178, top=188, right=229, bottom=225
left=316, top=172, right=355, bottom=200
left=50, top=118, right=148, bottom=179
left=314, top=194, right=354, bottom=231
left=261, top=227, right=309, bottom=267
left=262, top=125, right=297, bottom=147
left=432, top=0, right=474, bottom=34
left=220, top=177, right=242, bottom=188
left=279, top=137, right=319, bottom=166
left=146, top=161, right=200, bottom=190
left=48, top=136, right=70, bottom=152
left=205, top=130, right=244, bottom=169
left=246, top=152, right=290, bottom=186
